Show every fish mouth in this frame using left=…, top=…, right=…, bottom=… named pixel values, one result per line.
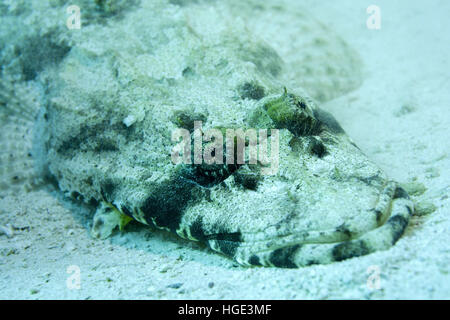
left=206, top=182, right=414, bottom=268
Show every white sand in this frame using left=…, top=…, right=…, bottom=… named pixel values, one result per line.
left=0, top=0, right=449, bottom=299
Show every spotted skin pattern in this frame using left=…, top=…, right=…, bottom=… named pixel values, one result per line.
left=26, top=1, right=414, bottom=268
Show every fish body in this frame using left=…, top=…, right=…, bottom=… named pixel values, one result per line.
left=2, top=1, right=413, bottom=267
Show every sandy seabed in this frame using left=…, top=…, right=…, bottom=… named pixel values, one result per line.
left=0, top=0, right=449, bottom=299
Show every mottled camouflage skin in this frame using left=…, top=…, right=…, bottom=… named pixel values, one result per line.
left=31, top=1, right=413, bottom=267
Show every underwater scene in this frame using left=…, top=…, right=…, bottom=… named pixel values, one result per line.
left=0, top=0, right=449, bottom=299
